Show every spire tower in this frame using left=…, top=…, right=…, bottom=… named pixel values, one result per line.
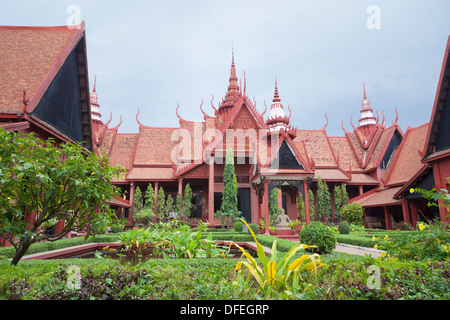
left=358, top=82, right=376, bottom=127
left=219, top=49, right=240, bottom=113
left=266, top=78, right=290, bottom=132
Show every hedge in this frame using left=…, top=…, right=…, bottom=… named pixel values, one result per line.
left=0, top=234, right=120, bottom=259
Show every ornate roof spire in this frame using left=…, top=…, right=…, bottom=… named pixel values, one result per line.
left=359, top=82, right=377, bottom=127
left=266, top=78, right=291, bottom=133
left=273, top=78, right=281, bottom=103
left=90, top=75, right=101, bottom=122
left=219, top=48, right=240, bottom=112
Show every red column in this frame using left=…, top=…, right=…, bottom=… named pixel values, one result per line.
left=128, top=182, right=135, bottom=225
left=178, top=178, right=183, bottom=195
left=410, top=203, right=419, bottom=228
left=384, top=206, right=392, bottom=230
left=304, top=179, right=310, bottom=226
left=208, top=156, right=215, bottom=224
left=263, top=179, right=270, bottom=234
left=401, top=198, right=410, bottom=225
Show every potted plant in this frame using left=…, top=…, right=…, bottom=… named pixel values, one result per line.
left=289, top=219, right=302, bottom=233
left=269, top=225, right=276, bottom=235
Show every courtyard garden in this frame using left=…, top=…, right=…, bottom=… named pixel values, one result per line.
left=1, top=218, right=449, bottom=300
left=1, top=129, right=449, bottom=301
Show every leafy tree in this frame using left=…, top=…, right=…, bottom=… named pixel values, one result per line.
left=316, top=176, right=331, bottom=220
left=334, top=184, right=342, bottom=220
left=220, top=148, right=238, bottom=215
left=0, top=129, right=124, bottom=265
left=165, top=195, right=174, bottom=217
left=341, top=184, right=349, bottom=207
left=308, top=189, right=315, bottom=218
left=133, top=187, right=142, bottom=213
left=296, top=193, right=305, bottom=221
left=143, top=184, right=155, bottom=211
left=134, top=184, right=155, bottom=226
left=156, top=187, right=166, bottom=220
left=269, top=187, right=281, bottom=220
left=175, top=193, right=183, bottom=217
left=334, top=184, right=349, bottom=220
left=183, top=183, right=193, bottom=218
left=217, top=149, right=240, bottom=228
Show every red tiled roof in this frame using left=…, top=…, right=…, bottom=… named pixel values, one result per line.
left=109, top=134, right=139, bottom=171
left=383, top=123, right=429, bottom=186
left=348, top=173, right=379, bottom=185
left=126, top=167, right=174, bottom=180
left=294, top=129, right=337, bottom=167
left=355, top=186, right=402, bottom=207
left=0, top=25, right=81, bottom=114
left=313, top=168, right=350, bottom=181
left=134, top=128, right=178, bottom=165
left=328, top=136, right=362, bottom=171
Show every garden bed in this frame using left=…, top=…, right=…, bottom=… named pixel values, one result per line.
left=15, top=241, right=264, bottom=261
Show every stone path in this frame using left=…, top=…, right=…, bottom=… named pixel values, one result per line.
left=334, top=243, right=383, bottom=258
left=248, top=240, right=384, bottom=258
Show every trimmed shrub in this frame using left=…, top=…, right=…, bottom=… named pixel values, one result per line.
left=248, top=223, right=260, bottom=235
left=234, top=221, right=244, bottom=232
left=341, top=202, right=364, bottom=226
left=299, top=222, right=336, bottom=254
left=338, top=221, right=350, bottom=234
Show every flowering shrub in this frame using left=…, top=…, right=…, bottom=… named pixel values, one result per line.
left=373, top=221, right=450, bottom=261
left=341, top=202, right=365, bottom=226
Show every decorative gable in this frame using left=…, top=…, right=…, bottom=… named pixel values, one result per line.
left=270, top=140, right=304, bottom=170
left=230, top=104, right=259, bottom=131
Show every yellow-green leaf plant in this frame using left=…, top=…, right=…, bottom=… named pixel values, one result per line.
left=231, top=219, right=325, bottom=296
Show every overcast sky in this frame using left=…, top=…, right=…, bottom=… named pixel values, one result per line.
left=1, top=0, right=449, bottom=136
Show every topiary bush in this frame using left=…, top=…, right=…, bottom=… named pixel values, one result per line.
left=299, top=222, right=336, bottom=254
left=338, top=220, right=350, bottom=234
left=248, top=223, right=260, bottom=235
left=234, top=220, right=244, bottom=232
left=341, top=202, right=364, bottom=226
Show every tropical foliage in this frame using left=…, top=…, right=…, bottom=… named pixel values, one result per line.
left=411, top=179, right=450, bottom=219
left=0, top=129, right=124, bottom=265
left=231, top=219, right=324, bottom=296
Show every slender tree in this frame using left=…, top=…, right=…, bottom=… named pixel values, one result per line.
left=175, top=193, right=183, bottom=218
left=316, top=176, right=331, bottom=220
left=143, top=183, right=154, bottom=211
left=308, top=189, right=315, bottom=218
left=156, top=187, right=166, bottom=220
left=183, top=183, right=193, bottom=218
left=341, top=184, right=349, bottom=207
left=133, top=186, right=143, bottom=213
left=316, top=176, right=324, bottom=220
left=334, top=184, right=342, bottom=220
left=296, top=193, right=305, bottom=221
left=221, top=148, right=238, bottom=215
left=165, top=194, right=174, bottom=217
left=269, top=187, right=281, bottom=219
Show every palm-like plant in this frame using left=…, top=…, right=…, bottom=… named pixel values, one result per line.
left=231, top=219, right=325, bottom=294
